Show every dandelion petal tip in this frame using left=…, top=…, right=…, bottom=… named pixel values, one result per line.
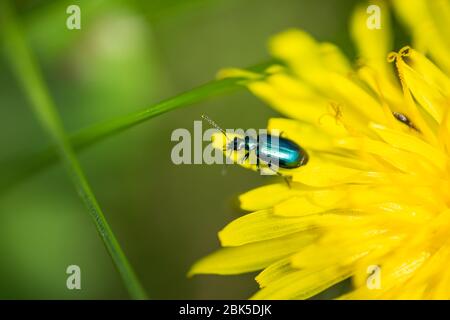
left=399, top=46, right=412, bottom=57
left=387, top=52, right=397, bottom=63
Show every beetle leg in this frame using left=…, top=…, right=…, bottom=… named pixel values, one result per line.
left=266, top=161, right=291, bottom=188
left=239, top=152, right=250, bottom=164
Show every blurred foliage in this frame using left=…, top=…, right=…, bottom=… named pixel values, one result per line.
left=0, top=0, right=409, bottom=299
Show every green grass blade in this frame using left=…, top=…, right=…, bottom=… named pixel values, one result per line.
left=0, top=64, right=274, bottom=193
left=0, top=2, right=148, bottom=299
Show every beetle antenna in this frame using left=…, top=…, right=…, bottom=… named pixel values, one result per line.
left=201, top=114, right=231, bottom=141
left=201, top=114, right=236, bottom=160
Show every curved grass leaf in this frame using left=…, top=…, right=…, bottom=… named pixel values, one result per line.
left=0, top=1, right=148, bottom=299
left=0, top=64, right=274, bottom=193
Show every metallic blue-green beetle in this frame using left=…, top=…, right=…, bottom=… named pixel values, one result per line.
left=229, top=134, right=309, bottom=171
left=202, top=114, right=309, bottom=173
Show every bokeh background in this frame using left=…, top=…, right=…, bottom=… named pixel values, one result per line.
left=0, top=0, right=409, bottom=299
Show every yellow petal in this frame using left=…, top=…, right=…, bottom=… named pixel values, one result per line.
left=393, top=0, right=450, bottom=73
left=189, top=233, right=315, bottom=276
left=239, top=183, right=294, bottom=211
left=255, top=258, right=294, bottom=288
left=290, top=230, right=383, bottom=269
left=356, top=65, right=404, bottom=118
left=396, top=54, right=446, bottom=122
left=325, top=72, right=385, bottom=124
left=351, top=1, right=392, bottom=77
left=370, top=123, right=447, bottom=171
left=269, top=29, right=386, bottom=127
left=267, top=118, right=338, bottom=151
left=291, top=157, right=378, bottom=187
left=319, top=42, right=352, bottom=75
left=247, top=79, right=329, bottom=125
left=273, top=190, right=345, bottom=217
left=218, top=210, right=319, bottom=246
left=269, top=29, right=325, bottom=84
left=337, top=136, right=436, bottom=175
left=251, top=266, right=351, bottom=300
left=405, top=48, right=450, bottom=95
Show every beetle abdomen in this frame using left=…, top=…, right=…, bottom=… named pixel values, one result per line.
left=257, top=134, right=309, bottom=169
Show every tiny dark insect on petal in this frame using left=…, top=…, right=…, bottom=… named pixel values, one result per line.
left=392, top=112, right=420, bottom=132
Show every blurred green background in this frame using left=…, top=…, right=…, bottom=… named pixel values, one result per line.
left=0, top=0, right=408, bottom=299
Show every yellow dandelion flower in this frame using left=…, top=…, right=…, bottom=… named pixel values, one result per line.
left=190, top=0, right=450, bottom=299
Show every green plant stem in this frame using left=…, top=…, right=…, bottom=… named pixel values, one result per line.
left=0, top=1, right=148, bottom=299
